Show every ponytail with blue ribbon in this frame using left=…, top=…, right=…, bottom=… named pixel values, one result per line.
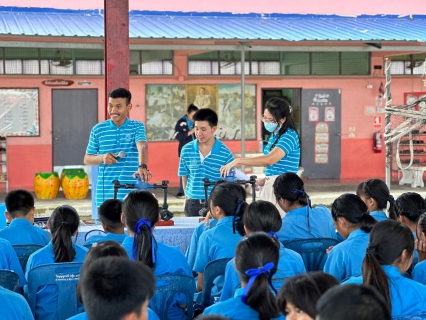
left=241, top=262, right=277, bottom=304
left=133, top=218, right=157, bottom=263
left=233, top=199, right=247, bottom=234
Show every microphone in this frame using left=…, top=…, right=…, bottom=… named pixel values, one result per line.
left=113, top=151, right=126, bottom=160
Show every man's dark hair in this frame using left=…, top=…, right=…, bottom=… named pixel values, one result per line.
left=187, top=104, right=199, bottom=114
left=5, top=189, right=34, bottom=218
left=98, top=199, right=124, bottom=230
left=109, top=88, right=132, bottom=105
left=316, top=284, right=391, bottom=320
left=193, top=108, right=218, bottom=127
left=81, top=257, right=156, bottom=320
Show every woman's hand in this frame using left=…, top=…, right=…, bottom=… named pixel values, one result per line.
left=415, top=239, right=426, bottom=262
left=204, top=211, right=212, bottom=226
left=220, top=159, right=239, bottom=177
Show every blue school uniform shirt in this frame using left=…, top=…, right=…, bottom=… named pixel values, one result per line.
left=0, top=286, right=34, bottom=320
left=344, top=265, right=426, bottom=317
left=412, top=260, right=426, bottom=285
left=277, top=206, right=337, bottom=243
left=0, top=238, right=26, bottom=286
left=0, top=218, right=50, bottom=246
left=264, top=128, right=300, bottom=176
left=370, top=211, right=388, bottom=222
left=25, top=242, right=88, bottom=320
left=178, top=137, right=234, bottom=200
left=83, top=232, right=126, bottom=246
left=185, top=219, right=217, bottom=270
left=204, top=287, right=285, bottom=320
left=220, top=242, right=306, bottom=301
left=323, top=228, right=369, bottom=282
left=67, top=308, right=160, bottom=320
left=86, top=118, right=147, bottom=207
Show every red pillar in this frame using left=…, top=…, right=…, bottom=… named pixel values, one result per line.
left=104, top=0, right=130, bottom=119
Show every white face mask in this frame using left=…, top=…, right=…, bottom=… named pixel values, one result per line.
left=264, top=122, right=279, bottom=133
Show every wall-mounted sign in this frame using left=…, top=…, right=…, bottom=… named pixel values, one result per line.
left=42, top=79, right=74, bottom=87
left=374, top=116, right=382, bottom=129
left=77, top=81, right=92, bottom=86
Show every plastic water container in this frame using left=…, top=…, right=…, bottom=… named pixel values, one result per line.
left=135, top=175, right=154, bottom=190
left=223, top=171, right=236, bottom=182
left=0, top=203, right=6, bottom=229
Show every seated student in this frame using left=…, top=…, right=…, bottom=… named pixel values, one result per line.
left=0, top=189, right=50, bottom=245
left=273, top=172, right=337, bottom=243
left=203, top=232, right=285, bottom=320
left=344, top=220, right=426, bottom=317
left=413, top=213, right=426, bottom=285
left=25, top=205, right=88, bottom=320
left=186, top=218, right=217, bottom=271
left=277, top=272, right=339, bottom=320
left=0, top=238, right=26, bottom=286
left=356, top=179, right=394, bottom=222
left=83, top=199, right=126, bottom=246
left=316, top=284, right=391, bottom=320
left=79, top=256, right=156, bottom=320
left=0, top=285, right=33, bottom=320
left=121, top=190, right=192, bottom=320
left=68, top=241, right=159, bottom=320
left=193, top=182, right=245, bottom=295
left=323, top=193, right=377, bottom=282
left=220, top=200, right=305, bottom=301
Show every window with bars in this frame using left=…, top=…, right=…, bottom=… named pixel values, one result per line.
left=387, top=54, right=426, bottom=75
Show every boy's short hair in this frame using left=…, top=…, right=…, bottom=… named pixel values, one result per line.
left=187, top=104, right=199, bottom=114
left=109, top=88, right=132, bottom=105
left=81, top=257, right=156, bottom=320
left=5, top=189, right=34, bottom=218
left=98, top=199, right=124, bottom=229
left=316, top=284, right=391, bottom=320
left=193, top=109, right=218, bottom=127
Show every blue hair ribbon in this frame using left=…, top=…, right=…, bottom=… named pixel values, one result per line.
left=291, top=189, right=311, bottom=233
left=241, top=262, right=277, bottom=304
left=233, top=199, right=247, bottom=234
left=389, top=195, right=395, bottom=204
left=132, top=218, right=157, bottom=263
left=267, top=231, right=278, bottom=239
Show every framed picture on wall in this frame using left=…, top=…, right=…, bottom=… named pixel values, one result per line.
left=0, top=88, right=40, bottom=136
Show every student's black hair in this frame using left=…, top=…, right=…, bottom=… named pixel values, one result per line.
left=277, top=272, right=340, bottom=319
left=4, top=189, right=34, bottom=217
left=389, top=192, right=426, bottom=223
left=264, top=97, right=299, bottom=150
left=193, top=108, right=218, bottom=127
left=77, top=241, right=129, bottom=303
left=243, top=200, right=282, bottom=236
left=98, top=199, right=124, bottom=230
left=109, top=87, right=132, bottom=105
left=196, top=315, right=231, bottom=320
left=81, top=257, right=156, bottom=320
left=49, top=205, right=80, bottom=263
left=236, top=232, right=280, bottom=320
left=316, top=284, right=391, bottom=320
left=122, top=190, right=159, bottom=269
left=331, top=193, right=377, bottom=233
left=187, top=104, right=199, bottom=114
left=273, top=172, right=309, bottom=206
left=362, top=220, right=414, bottom=313
left=209, top=182, right=247, bottom=235
left=418, top=213, right=426, bottom=236
left=356, top=179, right=394, bottom=215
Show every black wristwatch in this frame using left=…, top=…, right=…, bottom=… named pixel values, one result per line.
left=138, top=164, right=148, bottom=170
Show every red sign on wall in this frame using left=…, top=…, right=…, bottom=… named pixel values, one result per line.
left=42, top=79, right=74, bottom=87
left=374, top=116, right=382, bottom=129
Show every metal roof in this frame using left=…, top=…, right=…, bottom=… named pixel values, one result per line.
left=0, top=7, right=426, bottom=42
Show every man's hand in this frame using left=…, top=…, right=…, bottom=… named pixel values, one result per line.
left=136, top=167, right=153, bottom=182
left=102, top=153, right=118, bottom=165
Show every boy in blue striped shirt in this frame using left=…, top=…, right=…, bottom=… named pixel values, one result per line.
left=178, top=108, right=234, bottom=216
left=84, top=88, right=152, bottom=207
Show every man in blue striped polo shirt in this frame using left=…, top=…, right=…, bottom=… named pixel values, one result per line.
left=178, top=108, right=234, bottom=216
left=84, top=88, right=151, bottom=207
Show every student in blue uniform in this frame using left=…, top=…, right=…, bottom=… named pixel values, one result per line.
left=413, top=213, right=426, bottom=285
left=0, top=189, right=50, bottom=245
left=0, top=285, right=34, bottom=320
left=356, top=179, right=393, bottom=222
left=220, top=200, right=305, bottom=301
left=221, top=97, right=300, bottom=217
left=323, top=193, right=377, bottom=282
left=0, top=238, right=26, bottom=286
left=25, top=205, right=88, bottom=320
left=344, top=220, right=426, bottom=317
left=193, top=182, right=246, bottom=294
left=79, top=257, right=157, bottom=320
left=203, top=232, right=285, bottom=320
left=277, top=272, right=339, bottom=320
left=121, top=190, right=192, bottom=320
left=83, top=199, right=126, bottom=246
left=273, top=173, right=336, bottom=243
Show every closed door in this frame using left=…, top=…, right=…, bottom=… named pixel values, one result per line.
left=52, top=89, right=98, bottom=166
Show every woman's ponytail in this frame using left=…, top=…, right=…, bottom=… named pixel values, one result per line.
left=359, top=212, right=378, bottom=233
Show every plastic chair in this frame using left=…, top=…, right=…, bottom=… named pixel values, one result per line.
left=27, top=262, right=83, bottom=320
left=12, top=245, right=43, bottom=272
left=392, top=314, right=426, bottom=320
left=0, top=270, right=20, bottom=292
left=282, top=238, right=339, bottom=272
left=150, top=274, right=195, bottom=320
left=84, top=229, right=106, bottom=241
left=200, top=258, right=232, bottom=310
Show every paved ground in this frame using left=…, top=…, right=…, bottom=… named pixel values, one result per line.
left=1, top=179, right=425, bottom=220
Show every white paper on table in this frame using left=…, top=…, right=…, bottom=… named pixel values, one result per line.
left=234, top=168, right=250, bottom=181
